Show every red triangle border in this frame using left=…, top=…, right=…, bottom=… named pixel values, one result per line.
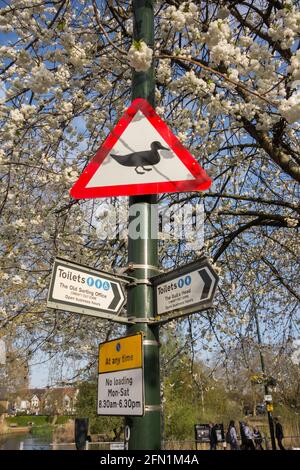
left=70, top=98, right=212, bottom=199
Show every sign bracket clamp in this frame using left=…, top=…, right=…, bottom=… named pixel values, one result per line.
left=126, top=279, right=153, bottom=288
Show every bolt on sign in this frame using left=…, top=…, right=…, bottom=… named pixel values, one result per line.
left=97, top=333, right=144, bottom=416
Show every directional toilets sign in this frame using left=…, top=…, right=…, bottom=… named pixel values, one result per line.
left=152, top=257, right=219, bottom=321
left=47, top=258, right=129, bottom=324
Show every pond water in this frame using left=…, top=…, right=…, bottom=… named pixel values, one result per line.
left=0, top=433, right=52, bottom=450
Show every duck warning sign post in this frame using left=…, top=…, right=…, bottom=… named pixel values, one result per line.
left=63, top=0, right=215, bottom=452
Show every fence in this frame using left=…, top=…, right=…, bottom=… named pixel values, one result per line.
left=163, top=436, right=300, bottom=450
left=19, top=437, right=300, bottom=450
left=51, top=441, right=125, bottom=450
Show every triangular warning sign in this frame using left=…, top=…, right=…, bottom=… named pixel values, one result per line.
left=70, top=98, right=212, bottom=199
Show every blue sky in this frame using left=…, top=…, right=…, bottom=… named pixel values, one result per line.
left=30, top=361, right=49, bottom=387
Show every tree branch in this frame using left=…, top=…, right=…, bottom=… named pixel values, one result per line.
left=241, top=117, right=300, bottom=182
left=261, top=256, right=300, bottom=302
left=213, top=215, right=296, bottom=261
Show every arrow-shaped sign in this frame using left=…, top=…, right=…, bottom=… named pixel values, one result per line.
left=198, top=267, right=216, bottom=301
left=47, top=257, right=132, bottom=325
left=108, top=282, right=123, bottom=311
left=151, top=257, right=218, bottom=322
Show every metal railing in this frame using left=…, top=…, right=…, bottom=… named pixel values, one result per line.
left=86, top=441, right=125, bottom=450
left=163, top=436, right=300, bottom=450
left=18, top=437, right=300, bottom=450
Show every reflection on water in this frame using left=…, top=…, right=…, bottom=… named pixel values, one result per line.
left=0, top=433, right=52, bottom=450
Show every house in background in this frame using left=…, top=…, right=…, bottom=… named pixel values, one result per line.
left=28, top=389, right=45, bottom=415
left=12, top=396, right=30, bottom=414
left=43, top=387, right=78, bottom=415
left=11, top=387, right=78, bottom=415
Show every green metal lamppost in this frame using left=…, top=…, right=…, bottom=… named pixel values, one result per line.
left=126, top=0, right=161, bottom=450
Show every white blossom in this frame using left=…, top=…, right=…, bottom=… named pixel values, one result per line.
left=288, top=50, right=300, bottom=81
left=60, top=101, right=73, bottom=115
left=194, top=118, right=209, bottom=137
left=164, top=6, right=186, bottom=31
left=164, top=3, right=199, bottom=31
left=157, top=59, right=171, bottom=83
left=205, top=19, right=230, bottom=48
left=12, top=275, right=23, bottom=285
left=269, top=4, right=300, bottom=49
left=128, top=41, right=153, bottom=72
left=28, top=64, right=55, bottom=94
left=279, top=92, right=300, bottom=123
left=171, top=70, right=215, bottom=97
left=9, top=109, right=25, bottom=124
left=55, top=65, right=71, bottom=84
left=284, top=217, right=299, bottom=228
left=63, top=168, right=79, bottom=184
left=69, top=45, right=87, bottom=68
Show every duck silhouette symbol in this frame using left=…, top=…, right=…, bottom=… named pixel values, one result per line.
left=110, top=141, right=170, bottom=174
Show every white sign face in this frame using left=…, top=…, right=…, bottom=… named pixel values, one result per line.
left=86, top=111, right=195, bottom=188
left=156, top=265, right=217, bottom=316
left=47, top=258, right=129, bottom=324
left=110, top=443, right=125, bottom=450
left=264, top=395, right=272, bottom=402
left=97, top=368, right=144, bottom=416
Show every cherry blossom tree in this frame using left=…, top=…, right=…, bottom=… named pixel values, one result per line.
left=0, top=0, right=299, bottom=386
